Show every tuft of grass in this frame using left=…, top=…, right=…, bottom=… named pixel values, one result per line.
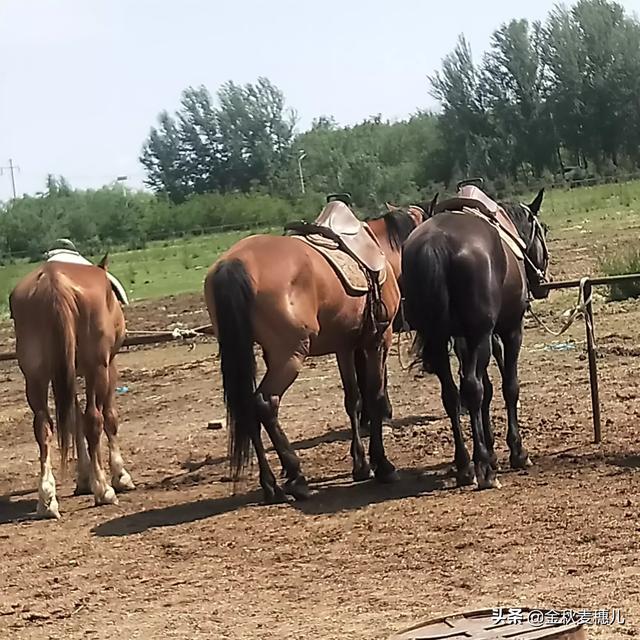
left=600, top=245, right=640, bottom=301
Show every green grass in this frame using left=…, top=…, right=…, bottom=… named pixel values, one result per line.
left=0, top=226, right=276, bottom=315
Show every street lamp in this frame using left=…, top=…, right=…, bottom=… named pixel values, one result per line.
left=297, top=150, right=306, bottom=195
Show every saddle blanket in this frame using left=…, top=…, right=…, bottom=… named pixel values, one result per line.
left=46, top=249, right=129, bottom=305
left=291, top=234, right=387, bottom=295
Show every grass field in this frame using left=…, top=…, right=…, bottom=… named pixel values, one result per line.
left=1, top=180, right=640, bottom=315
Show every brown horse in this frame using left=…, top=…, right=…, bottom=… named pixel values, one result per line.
left=402, top=186, right=549, bottom=490
left=9, top=256, right=134, bottom=519
left=204, top=202, right=401, bottom=503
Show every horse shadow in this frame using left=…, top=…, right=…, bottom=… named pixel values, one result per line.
left=92, top=461, right=456, bottom=538
left=92, top=490, right=263, bottom=537
left=0, top=490, right=39, bottom=525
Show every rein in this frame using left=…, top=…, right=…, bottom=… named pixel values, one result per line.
left=526, top=277, right=592, bottom=338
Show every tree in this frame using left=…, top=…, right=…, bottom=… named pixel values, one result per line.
left=140, top=78, right=296, bottom=202
left=482, top=19, right=558, bottom=178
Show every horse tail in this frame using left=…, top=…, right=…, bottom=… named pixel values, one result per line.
left=402, top=236, right=452, bottom=373
left=44, top=268, right=78, bottom=474
left=208, top=258, right=257, bottom=480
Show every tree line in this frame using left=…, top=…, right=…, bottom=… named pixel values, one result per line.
left=1, top=0, right=639, bottom=262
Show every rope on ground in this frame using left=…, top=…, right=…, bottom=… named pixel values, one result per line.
left=527, top=277, right=591, bottom=338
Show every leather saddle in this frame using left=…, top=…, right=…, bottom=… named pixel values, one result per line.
left=285, top=195, right=386, bottom=273
left=434, top=184, right=499, bottom=217
left=434, top=183, right=525, bottom=253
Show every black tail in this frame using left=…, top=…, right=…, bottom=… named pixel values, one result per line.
left=209, top=259, right=258, bottom=480
left=401, top=237, right=452, bottom=373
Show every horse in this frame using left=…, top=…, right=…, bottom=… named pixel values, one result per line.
left=401, top=187, right=549, bottom=490
left=204, top=198, right=402, bottom=504
left=355, top=200, right=432, bottom=429
left=9, top=255, right=134, bottom=519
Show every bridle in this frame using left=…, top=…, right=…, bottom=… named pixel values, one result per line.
left=520, top=203, right=549, bottom=286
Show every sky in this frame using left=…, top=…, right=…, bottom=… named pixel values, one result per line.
left=1, top=0, right=640, bottom=201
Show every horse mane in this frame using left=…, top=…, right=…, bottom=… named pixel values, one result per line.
left=498, top=200, right=533, bottom=242
left=365, top=209, right=417, bottom=251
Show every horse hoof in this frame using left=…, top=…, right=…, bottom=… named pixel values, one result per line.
left=36, top=501, right=61, bottom=520
left=351, top=464, right=373, bottom=482
left=475, top=464, right=501, bottom=490
left=284, top=476, right=314, bottom=500
left=263, top=486, right=293, bottom=505
left=113, top=471, right=136, bottom=493
left=510, top=453, right=533, bottom=470
left=374, top=462, right=399, bottom=484
left=477, top=477, right=502, bottom=490
left=95, top=486, right=118, bottom=506
left=456, top=466, right=477, bottom=488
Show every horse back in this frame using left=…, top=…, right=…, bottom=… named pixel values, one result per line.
left=11, top=262, right=125, bottom=356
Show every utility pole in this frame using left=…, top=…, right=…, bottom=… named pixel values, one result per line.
left=297, top=150, right=306, bottom=195
left=0, top=159, right=19, bottom=199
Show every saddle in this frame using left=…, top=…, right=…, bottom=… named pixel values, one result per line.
left=435, top=183, right=526, bottom=258
left=285, top=197, right=386, bottom=273
left=284, top=194, right=389, bottom=339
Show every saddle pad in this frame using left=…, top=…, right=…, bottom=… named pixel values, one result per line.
left=291, top=234, right=387, bottom=295
left=46, top=250, right=129, bottom=305
left=452, top=207, right=525, bottom=261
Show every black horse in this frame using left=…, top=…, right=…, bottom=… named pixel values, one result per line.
left=402, top=189, right=549, bottom=489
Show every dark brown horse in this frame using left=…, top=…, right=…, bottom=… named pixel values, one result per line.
left=402, top=188, right=549, bottom=489
left=9, top=256, right=134, bottom=518
left=204, top=201, right=401, bottom=503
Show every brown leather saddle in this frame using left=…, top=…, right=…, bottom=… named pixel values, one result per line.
left=434, top=182, right=525, bottom=255
left=285, top=194, right=389, bottom=339
left=285, top=194, right=386, bottom=274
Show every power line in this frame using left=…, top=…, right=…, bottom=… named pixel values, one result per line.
left=0, top=159, right=20, bottom=199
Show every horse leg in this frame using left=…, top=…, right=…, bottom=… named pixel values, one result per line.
left=337, top=350, right=372, bottom=482
left=355, top=348, right=370, bottom=436
left=501, top=329, right=532, bottom=469
left=74, top=396, right=92, bottom=496
left=432, top=342, right=475, bottom=486
left=460, top=334, right=499, bottom=490
left=27, top=377, right=60, bottom=519
left=256, top=352, right=310, bottom=501
left=364, top=343, right=398, bottom=483
left=103, top=360, right=135, bottom=493
left=481, top=371, right=498, bottom=469
left=83, top=364, right=117, bottom=506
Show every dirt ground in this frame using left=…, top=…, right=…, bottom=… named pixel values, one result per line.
left=1, top=227, right=640, bottom=639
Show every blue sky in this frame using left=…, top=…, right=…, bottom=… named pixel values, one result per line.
left=1, top=0, right=639, bottom=200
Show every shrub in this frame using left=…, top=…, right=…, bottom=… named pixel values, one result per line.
left=599, top=245, right=640, bottom=300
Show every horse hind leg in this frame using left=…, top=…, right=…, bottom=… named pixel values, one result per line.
left=103, top=361, right=135, bottom=492
left=432, top=341, right=475, bottom=487
left=27, top=376, right=61, bottom=519
left=460, top=334, right=500, bottom=490
left=74, top=396, right=92, bottom=496
left=83, top=362, right=117, bottom=506
left=256, top=351, right=312, bottom=501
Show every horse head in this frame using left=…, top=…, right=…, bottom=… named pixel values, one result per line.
left=504, top=188, right=550, bottom=299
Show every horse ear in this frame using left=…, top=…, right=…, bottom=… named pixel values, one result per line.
left=98, top=253, right=109, bottom=271
left=529, top=188, right=544, bottom=215
left=428, top=192, right=439, bottom=217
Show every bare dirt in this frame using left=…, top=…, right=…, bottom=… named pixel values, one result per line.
left=1, top=229, right=640, bottom=640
